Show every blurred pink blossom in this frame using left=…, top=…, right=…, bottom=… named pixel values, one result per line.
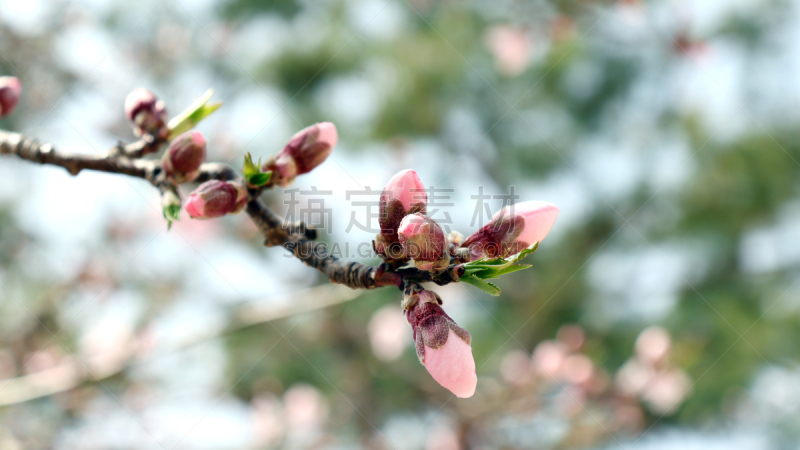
left=368, top=305, right=409, bottom=362
left=500, top=350, right=533, bottom=385
left=284, top=384, right=329, bottom=430
left=642, top=369, right=692, bottom=414
left=486, top=26, right=532, bottom=77
left=635, top=326, right=671, bottom=364
left=531, top=340, right=568, bottom=378
left=557, top=324, right=586, bottom=353
left=616, top=359, right=655, bottom=396
left=251, top=394, right=286, bottom=447
left=562, top=354, right=594, bottom=386
left=426, top=424, right=461, bottom=450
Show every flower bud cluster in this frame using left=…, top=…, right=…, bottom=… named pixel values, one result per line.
left=375, top=170, right=450, bottom=271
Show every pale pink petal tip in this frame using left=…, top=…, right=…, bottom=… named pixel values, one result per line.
left=496, top=200, right=559, bottom=245
left=386, top=169, right=427, bottom=212
left=317, top=122, right=338, bottom=148
left=424, top=330, right=477, bottom=398
left=185, top=195, right=205, bottom=218
left=3, top=77, right=21, bottom=95
left=191, top=130, right=206, bottom=147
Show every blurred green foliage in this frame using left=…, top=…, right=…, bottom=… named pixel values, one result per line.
left=2, top=0, right=800, bottom=447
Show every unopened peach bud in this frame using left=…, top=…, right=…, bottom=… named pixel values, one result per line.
left=124, top=88, right=167, bottom=137
left=462, top=201, right=559, bottom=260
left=185, top=180, right=247, bottom=219
left=405, top=288, right=477, bottom=398
left=375, top=169, right=427, bottom=261
left=264, top=122, right=337, bottom=187
left=162, top=131, right=206, bottom=183
left=398, top=213, right=450, bottom=271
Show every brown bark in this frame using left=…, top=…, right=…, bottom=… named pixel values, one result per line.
left=0, top=129, right=455, bottom=291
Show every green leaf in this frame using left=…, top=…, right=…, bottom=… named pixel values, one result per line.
left=491, top=264, right=532, bottom=278
left=162, top=203, right=181, bottom=231
left=460, top=242, right=540, bottom=292
left=243, top=152, right=262, bottom=177
left=506, top=242, right=539, bottom=264
left=247, top=171, right=272, bottom=186
left=460, top=275, right=501, bottom=296
left=242, top=153, right=272, bottom=187
left=167, top=89, right=223, bottom=139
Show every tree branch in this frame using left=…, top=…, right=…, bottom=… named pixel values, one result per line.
left=0, top=129, right=455, bottom=291
left=0, top=130, right=157, bottom=179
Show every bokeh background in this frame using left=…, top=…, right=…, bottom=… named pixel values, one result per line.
left=2, top=0, right=800, bottom=448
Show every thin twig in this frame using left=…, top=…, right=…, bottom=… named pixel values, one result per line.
left=0, top=129, right=452, bottom=291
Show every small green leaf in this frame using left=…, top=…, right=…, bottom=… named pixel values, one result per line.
left=461, top=275, right=501, bottom=296
left=247, top=171, right=272, bottom=186
left=162, top=203, right=181, bottom=230
left=491, top=264, right=532, bottom=278
left=506, top=242, right=539, bottom=264
left=242, top=153, right=272, bottom=187
left=243, top=152, right=262, bottom=178
left=167, top=89, right=223, bottom=139
left=160, top=188, right=182, bottom=231
left=460, top=242, right=540, bottom=287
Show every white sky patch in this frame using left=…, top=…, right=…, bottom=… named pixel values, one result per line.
left=0, top=0, right=48, bottom=35
left=587, top=241, right=710, bottom=326
left=347, top=0, right=407, bottom=42
left=739, top=201, right=800, bottom=274
left=316, top=75, right=381, bottom=131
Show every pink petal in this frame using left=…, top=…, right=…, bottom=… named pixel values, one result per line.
left=185, top=195, right=205, bottom=218
left=385, top=169, right=427, bottom=213
left=0, top=76, right=22, bottom=117
left=398, top=214, right=447, bottom=263
left=316, top=122, right=338, bottom=148
left=191, top=130, right=206, bottom=147
left=495, top=201, right=559, bottom=245
left=397, top=213, right=425, bottom=236
left=424, top=329, right=477, bottom=398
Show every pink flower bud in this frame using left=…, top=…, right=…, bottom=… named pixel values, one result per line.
left=162, top=131, right=206, bottom=183
left=265, top=122, right=338, bottom=187
left=405, top=289, right=477, bottom=398
left=398, top=213, right=450, bottom=271
left=185, top=180, right=247, bottom=219
left=462, top=201, right=559, bottom=260
left=124, top=88, right=167, bottom=137
left=0, top=76, right=22, bottom=118
left=375, top=170, right=427, bottom=260
left=381, top=169, right=427, bottom=217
